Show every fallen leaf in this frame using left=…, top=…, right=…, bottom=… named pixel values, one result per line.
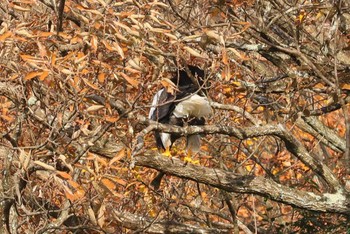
left=0, top=31, right=12, bottom=41
left=87, top=105, right=104, bottom=112
left=118, top=72, right=140, bottom=88
left=33, top=160, right=56, bottom=171
left=161, top=78, right=178, bottom=95
left=184, top=46, right=205, bottom=58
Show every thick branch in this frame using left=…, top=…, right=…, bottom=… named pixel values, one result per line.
left=210, top=102, right=262, bottom=126
left=112, top=209, right=228, bottom=233
left=135, top=153, right=350, bottom=214
left=301, top=116, right=346, bottom=152
left=137, top=118, right=341, bottom=190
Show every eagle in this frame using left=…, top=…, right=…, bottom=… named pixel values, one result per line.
left=148, top=65, right=212, bottom=189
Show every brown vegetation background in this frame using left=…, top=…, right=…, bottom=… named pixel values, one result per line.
left=0, top=0, right=350, bottom=233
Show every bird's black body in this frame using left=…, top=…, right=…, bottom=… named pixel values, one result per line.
left=149, top=65, right=206, bottom=150
left=149, top=66, right=205, bottom=122
left=149, top=65, right=210, bottom=189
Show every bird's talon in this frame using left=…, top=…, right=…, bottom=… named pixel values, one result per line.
left=149, top=66, right=209, bottom=190
left=192, top=159, right=200, bottom=165
left=183, top=156, right=192, bottom=163
left=162, top=149, right=172, bottom=157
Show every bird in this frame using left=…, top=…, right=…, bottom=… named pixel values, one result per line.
left=148, top=65, right=212, bottom=189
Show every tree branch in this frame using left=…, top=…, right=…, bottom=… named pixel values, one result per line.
left=301, top=116, right=346, bottom=152
left=112, top=209, right=228, bottom=233
left=136, top=117, right=341, bottom=190
left=134, top=153, right=350, bottom=214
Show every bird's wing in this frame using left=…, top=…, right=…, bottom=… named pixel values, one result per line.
left=149, top=89, right=163, bottom=119
left=149, top=88, right=176, bottom=122
left=150, top=84, right=207, bottom=120
left=175, top=84, right=200, bottom=100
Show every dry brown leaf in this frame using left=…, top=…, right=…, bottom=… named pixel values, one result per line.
left=86, top=9, right=103, bottom=17
left=227, top=48, right=249, bottom=61
left=87, top=105, right=104, bottom=112
left=20, top=54, right=43, bottom=63
left=51, top=53, right=56, bottom=66
left=150, top=14, right=162, bottom=25
left=109, top=149, right=125, bottom=166
left=128, top=59, right=143, bottom=70
left=39, top=70, right=49, bottom=81
left=184, top=46, right=205, bottom=58
left=150, top=1, right=168, bottom=7
left=101, top=40, right=113, bottom=51
left=66, top=180, right=86, bottom=200
left=56, top=171, right=72, bottom=180
left=182, top=35, right=201, bottom=41
left=161, top=78, right=178, bottom=95
left=88, top=207, right=97, bottom=225
left=74, top=53, right=88, bottom=64
left=24, top=71, right=43, bottom=81
left=105, top=116, right=119, bottom=123
left=36, top=31, right=54, bottom=37
left=62, top=180, right=86, bottom=202
left=118, top=72, right=140, bottom=88
left=115, top=31, right=128, bottom=42
left=96, top=155, right=108, bottom=167
left=61, top=69, right=75, bottom=75
left=164, top=32, right=178, bottom=40
left=91, top=60, right=112, bottom=69
left=97, top=203, right=106, bottom=227
left=113, top=21, right=131, bottom=31
left=91, top=35, right=98, bottom=53
left=15, top=29, right=33, bottom=37
left=37, top=41, right=47, bottom=57
left=222, top=49, right=228, bottom=65
left=112, top=41, right=125, bottom=59
left=101, top=178, right=116, bottom=191
left=33, top=160, right=56, bottom=171
left=82, top=78, right=100, bottom=90
left=104, top=175, right=127, bottom=186
left=341, top=83, right=350, bottom=90
left=19, top=149, right=31, bottom=170
left=0, top=31, right=12, bottom=41
left=63, top=188, right=75, bottom=201
left=205, top=30, right=220, bottom=41
left=110, top=177, right=127, bottom=186
left=13, top=4, right=31, bottom=11
left=98, top=73, right=105, bottom=83
left=124, top=66, right=142, bottom=74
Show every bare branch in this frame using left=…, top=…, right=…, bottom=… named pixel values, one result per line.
left=135, top=153, right=349, bottom=214
left=137, top=117, right=341, bottom=190
left=112, top=209, right=231, bottom=233
left=301, top=116, right=346, bottom=152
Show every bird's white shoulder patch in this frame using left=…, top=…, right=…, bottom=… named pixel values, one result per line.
left=173, top=94, right=212, bottom=118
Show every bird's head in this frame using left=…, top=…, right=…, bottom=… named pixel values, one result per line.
left=172, top=65, right=205, bottom=87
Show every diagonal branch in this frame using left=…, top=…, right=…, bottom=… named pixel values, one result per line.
left=301, top=116, right=346, bottom=152
left=135, top=153, right=350, bottom=214
left=137, top=117, right=341, bottom=190
left=112, top=209, right=229, bottom=233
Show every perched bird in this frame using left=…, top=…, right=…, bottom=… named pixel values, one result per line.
left=148, top=65, right=212, bottom=189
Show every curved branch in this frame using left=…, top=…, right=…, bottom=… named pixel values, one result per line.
left=301, top=116, right=346, bottom=152
left=136, top=117, right=341, bottom=190
left=210, top=102, right=262, bottom=126
left=112, top=209, right=229, bottom=233
left=135, top=153, right=350, bottom=214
